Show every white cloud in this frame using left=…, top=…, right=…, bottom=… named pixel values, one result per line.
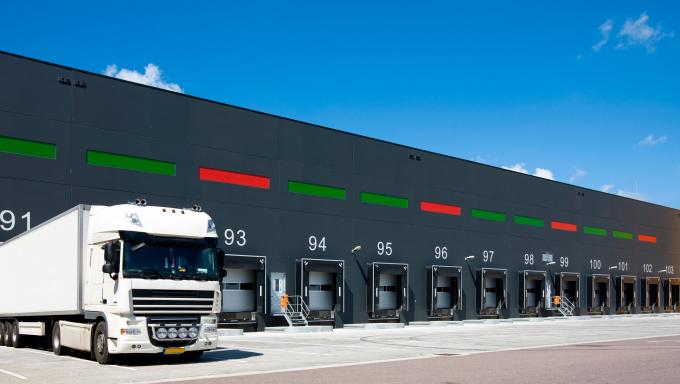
left=592, top=19, right=614, bottom=51
left=533, top=168, right=554, bottom=180
left=502, top=163, right=555, bottom=180
left=616, top=12, right=674, bottom=52
left=502, top=163, right=529, bottom=174
left=638, top=134, right=668, bottom=146
left=103, top=63, right=183, bottom=93
left=617, top=189, right=647, bottom=201
left=569, top=168, right=587, bottom=183
left=601, top=184, right=614, bottom=193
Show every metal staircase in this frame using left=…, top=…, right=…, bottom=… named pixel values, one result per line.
left=275, top=295, right=310, bottom=327
left=555, top=296, right=575, bottom=317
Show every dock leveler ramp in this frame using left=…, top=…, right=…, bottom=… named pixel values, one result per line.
left=367, top=262, right=409, bottom=321
left=426, top=265, right=462, bottom=319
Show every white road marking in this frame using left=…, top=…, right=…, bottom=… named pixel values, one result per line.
left=456, top=333, right=680, bottom=356
left=17, top=349, right=137, bottom=371
left=120, top=354, right=439, bottom=384
left=0, top=368, right=27, bottom=380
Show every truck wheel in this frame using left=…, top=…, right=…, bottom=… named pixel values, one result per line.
left=52, top=322, right=65, bottom=356
left=180, top=351, right=204, bottom=362
left=10, top=321, right=23, bottom=348
left=3, top=322, right=10, bottom=347
left=93, top=322, right=114, bottom=364
left=0, top=322, right=5, bottom=346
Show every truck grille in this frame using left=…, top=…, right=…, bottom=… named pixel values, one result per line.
left=131, top=289, right=215, bottom=315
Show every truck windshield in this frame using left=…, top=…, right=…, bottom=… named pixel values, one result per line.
left=122, top=232, right=219, bottom=281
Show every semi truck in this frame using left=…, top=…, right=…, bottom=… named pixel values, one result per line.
left=0, top=201, right=222, bottom=364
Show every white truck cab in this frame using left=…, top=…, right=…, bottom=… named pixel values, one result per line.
left=0, top=202, right=222, bottom=364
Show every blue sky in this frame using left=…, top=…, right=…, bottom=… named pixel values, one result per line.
left=2, top=1, right=679, bottom=208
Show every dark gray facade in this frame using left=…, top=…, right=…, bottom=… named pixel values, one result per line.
left=1, top=51, right=679, bottom=326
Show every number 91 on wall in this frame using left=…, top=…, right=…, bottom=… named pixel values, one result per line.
left=0, top=209, right=31, bottom=232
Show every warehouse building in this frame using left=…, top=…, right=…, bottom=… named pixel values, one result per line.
left=1, top=50, right=679, bottom=329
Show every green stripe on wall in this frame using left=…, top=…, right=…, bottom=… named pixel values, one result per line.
left=361, top=192, right=408, bottom=208
left=0, top=136, right=56, bottom=159
left=612, top=230, right=633, bottom=240
left=514, top=215, right=544, bottom=227
left=87, top=150, right=176, bottom=176
left=584, top=226, right=607, bottom=236
left=288, top=181, right=346, bottom=200
left=471, top=208, right=506, bottom=222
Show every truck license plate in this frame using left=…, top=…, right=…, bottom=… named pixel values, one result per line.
left=164, top=347, right=185, bottom=355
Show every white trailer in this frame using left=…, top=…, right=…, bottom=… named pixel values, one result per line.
left=0, top=202, right=222, bottom=364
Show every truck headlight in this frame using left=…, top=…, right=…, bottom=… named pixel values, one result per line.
left=178, top=328, right=188, bottom=339
left=188, top=327, right=199, bottom=338
left=167, top=328, right=178, bottom=339
left=156, top=328, right=168, bottom=339
left=207, top=220, right=216, bottom=234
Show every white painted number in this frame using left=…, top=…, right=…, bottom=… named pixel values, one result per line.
left=483, top=250, right=494, bottom=263
left=666, top=265, right=675, bottom=275
left=524, top=253, right=534, bottom=265
left=618, top=261, right=628, bottom=272
left=308, top=235, right=327, bottom=252
left=643, top=264, right=653, bottom=273
left=377, top=241, right=393, bottom=256
left=560, top=256, right=569, bottom=268
left=224, top=228, right=247, bottom=247
left=589, top=259, right=602, bottom=270
left=0, top=210, right=31, bottom=232
left=434, top=246, right=448, bottom=260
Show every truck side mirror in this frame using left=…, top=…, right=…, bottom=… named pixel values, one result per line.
left=102, top=241, right=120, bottom=279
left=217, top=248, right=226, bottom=278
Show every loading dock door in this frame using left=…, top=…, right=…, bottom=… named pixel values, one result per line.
left=476, top=268, right=507, bottom=316
left=665, top=278, right=680, bottom=312
left=519, top=270, right=546, bottom=314
left=426, top=265, right=462, bottom=317
left=221, top=254, right=266, bottom=322
left=588, top=274, right=610, bottom=313
left=298, top=258, right=344, bottom=316
left=556, top=272, right=580, bottom=309
left=615, top=275, right=637, bottom=313
left=641, top=277, right=660, bottom=312
left=223, top=268, right=256, bottom=312
left=368, top=262, right=408, bottom=315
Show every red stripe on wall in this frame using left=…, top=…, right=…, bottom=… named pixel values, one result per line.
left=638, top=234, right=657, bottom=243
left=420, top=201, right=461, bottom=216
left=551, top=221, right=577, bottom=232
left=199, top=167, right=270, bottom=189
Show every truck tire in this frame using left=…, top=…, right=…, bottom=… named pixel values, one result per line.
left=0, top=322, right=5, bottom=346
left=52, top=322, right=65, bottom=356
left=10, top=321, right=24, bottom=348
left=2, top=321, right=10, bottom=346
left=93, top=322, right=114, bottom=364
left=180, top=351, right=204, bottom=362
